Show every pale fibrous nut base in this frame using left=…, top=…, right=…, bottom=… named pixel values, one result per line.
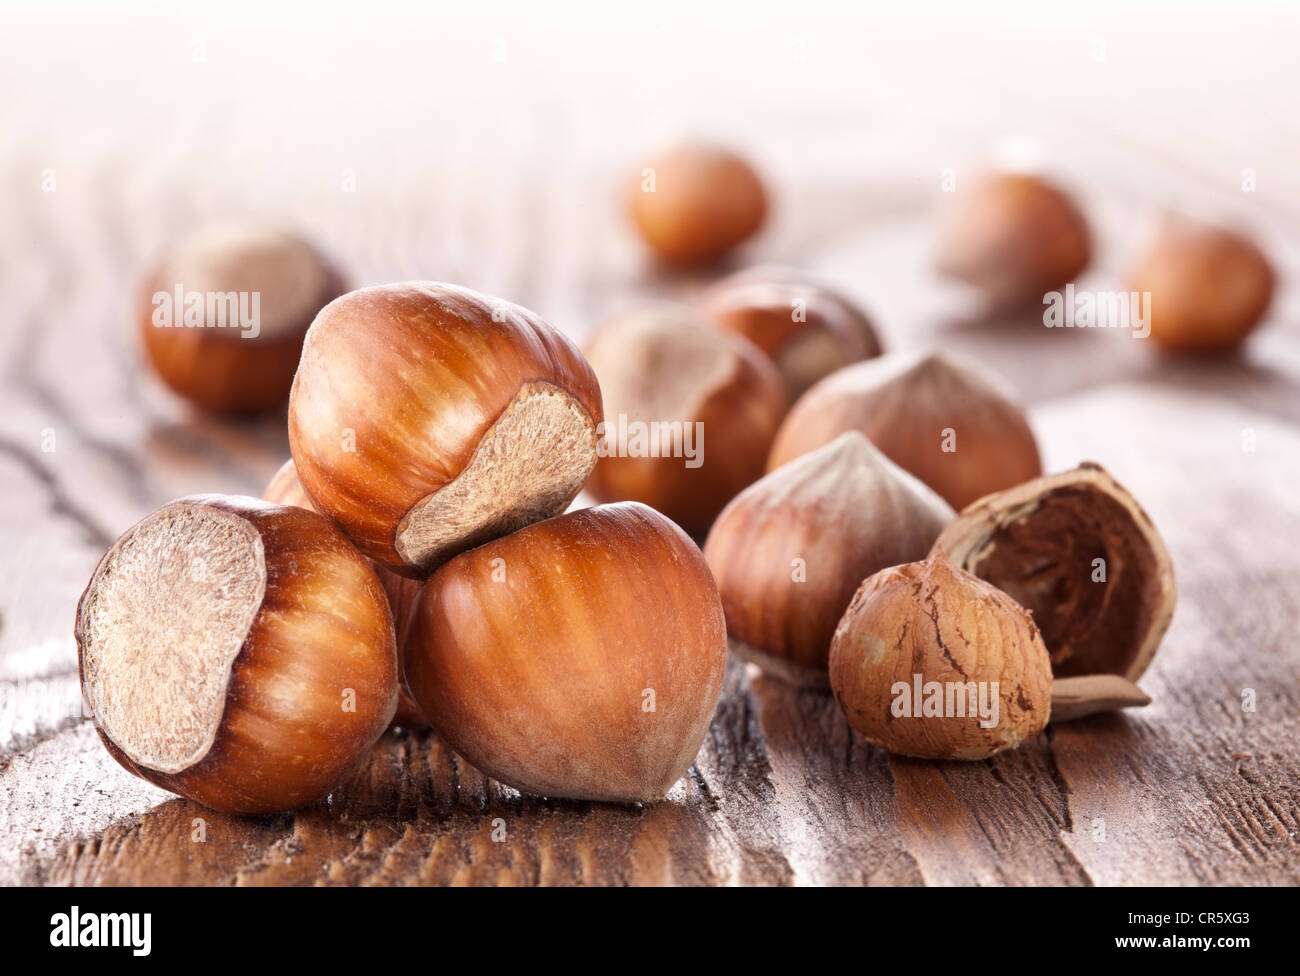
left=729, top=637, right=831, bottom=690
left=77, top=503, right=266, bottom=774
left=395, top=381, right=597, bottom=572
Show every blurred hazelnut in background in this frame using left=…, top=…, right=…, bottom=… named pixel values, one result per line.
left=935, top=170, right=1091, bottom=308
left=696, top=266, right=883, bottom=400
left=1128, top=215, right=1276, bottom=354
left=139, top=221, right=344, bottom=414
left=768, top=351, right=1041, bottom=511
left=583, top=304, right=787, bottom=536
left=627, top=142, right=767, bottom=267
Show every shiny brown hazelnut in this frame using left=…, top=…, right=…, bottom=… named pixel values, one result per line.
left=288, top=282, right=603, bottom=576
left=75, top=495, right=398, bottom=814
left=931, top=462, right=1176, bottom=682
left=768, top=351, right=1042, bottom=511
left=697, top=268, right=884, bottom=400
left=582, top=304, right=787, bottom=536
left=1129, top=215, right=1276, bottom=354
left=829, top=551, right=1053, bottom=760
left=403, top=503, right=727, bottom=803
left=627, top=142, right=767, bottom=267
left=704, top=432, right=953, bottom=688
left=936, top=171, right=1090, bottom=307
left=139, top=222, right=344, bottom=413
left=263, top=459, right=427, bottom=728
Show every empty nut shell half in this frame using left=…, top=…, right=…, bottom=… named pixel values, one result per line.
left=931, top=462, right=1176, bottom=682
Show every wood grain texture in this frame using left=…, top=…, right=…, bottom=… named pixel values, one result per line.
left=2, top=17, right=1298, bottom=886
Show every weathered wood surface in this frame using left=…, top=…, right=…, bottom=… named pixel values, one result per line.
left=2, top=14, right=1298, bottom=885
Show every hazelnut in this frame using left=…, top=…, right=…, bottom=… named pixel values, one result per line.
left=829, top=552, right=1053, bottom=760
left=139, top=221, right=344, bottom=413
left=263, top=459, right=427, bottom=728
left=932, top=462, right=1176, bottom=681
left=289, top=282, right=603, bottom=575
left=404, top=503, right=727, bottom=803
left=697, top=267, right=884, bottom=400
left=935, top=171, right=1090, bottom=306
left=768, top=351, right=1041, bottom=511
left=704, top=432, right=953, bottom=688
left=582, top=304, right=787, bottom=536
left=627, top=142, right=767, bottom=267
left=75, top=495, right=398, bottom=813
left=1129, top=215, right=1275, bottom=354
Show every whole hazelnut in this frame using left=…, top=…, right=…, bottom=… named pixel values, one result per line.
left=936, top=171, right=1090, bottom=307
left=627, top=142, right=767, bottom=267
left=704, top=432, right=953, bottom=688
left=139, top=222, right=344, bottom=413
left=75, top=495, right=398, bottom=813
left=932, top=462, right=1176, bottom=682
left=263, top=458, right=427, bottom=728
left=1129, top=215, right=1275, bottom=354
left=403, top=503, right=727, bottom=803
left=289, top=282, right=603, bottom=576
left=697, top=268, right=884, bottom=400
left=582, top=304, right=787, bottom=536
left=768, top=351, right=1041, bottom=511
left=829, top=552, right=1053, bottom=760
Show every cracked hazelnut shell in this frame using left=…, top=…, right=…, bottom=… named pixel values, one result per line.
left=627, top=142, right=767, bottom=266
left=289, top=282, right=603, bottom=576
left=936, top=171, right=1090, bottom=307
left=263, top=459, right=427, bottom=728
left=75, top=495, right=398, bottom=814
left=1129, top=215, right=1275, bottom=354
left=704, top=432, right=953, bottom=688
left=768, top=351, right=1041, bottom=511
left=583, top=304, right=787, bottom=536
left=931, top=462, right=1176, bottom=682
left=697, top=267, right=884, bottom=401
left=139, top=222, right=344, bottom=414
left=404, top=502, right=727, bottom=803
left=829, top=551, right=1053, bottom=760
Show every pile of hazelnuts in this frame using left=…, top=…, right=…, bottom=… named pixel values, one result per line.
left=81, top=143, right=1253, bottom=815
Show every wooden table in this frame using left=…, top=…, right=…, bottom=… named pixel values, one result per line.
left=2, top=10, right=1298, bottom=886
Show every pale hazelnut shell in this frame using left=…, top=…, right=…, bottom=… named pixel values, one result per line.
left=768, top=351, right=1041, bottom=511
left=829, top=553, right=1053, bottom=760
left=704, top=432, right=953, bottom=688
